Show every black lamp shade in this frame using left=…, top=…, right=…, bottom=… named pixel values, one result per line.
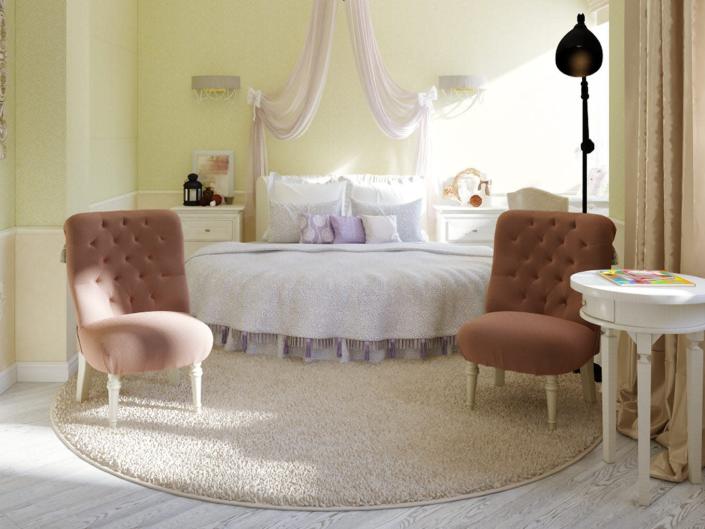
left=555, top=14, right=603, bottom=78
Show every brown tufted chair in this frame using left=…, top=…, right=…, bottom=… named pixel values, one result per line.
left=457, top=210, right=615, bottom=429
left=64, top=210, right=213, bottom=427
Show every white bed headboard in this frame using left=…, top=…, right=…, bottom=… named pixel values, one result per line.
left=255, top=176, right=269, bottom=241
left=255, top=173, right=427, bottom=241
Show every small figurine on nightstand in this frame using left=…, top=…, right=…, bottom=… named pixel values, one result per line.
left=197, top=179, right=224, bottom=207
left=443, top=167, right=492, bottom=207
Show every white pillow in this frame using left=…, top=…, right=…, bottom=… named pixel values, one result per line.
left=351, top=198, right=425, bottom=242
left=268, top=172, right=335, bottom=184
left=343, top=174, right=425, bottom=212
left=268, top=179, right=347, bottom=205
left=267, top=199, right=343, bottom=243
left=262, top=176, right=347, bottom=240
left=362, top=215, right=401, bottom=243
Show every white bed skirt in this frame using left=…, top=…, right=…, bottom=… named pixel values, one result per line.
left=210, top=324, right=457, bottom=363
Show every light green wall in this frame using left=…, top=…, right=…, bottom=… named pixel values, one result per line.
left=0, top=0, right=15, bottom=231
left=88, top=0, right=138, bottom=205
left=609, top=1, right=625, bottom=221
left=139, top=0, right=589, bottom=202
left=15, top=0, right=137, bottom=226
left=16, top=0, right=67, bottom=227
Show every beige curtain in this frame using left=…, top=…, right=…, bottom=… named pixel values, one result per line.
left=620, top=0, right=705, bottom=482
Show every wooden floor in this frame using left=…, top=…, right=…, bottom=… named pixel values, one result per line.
left=1, top=383, right=704, bottom=529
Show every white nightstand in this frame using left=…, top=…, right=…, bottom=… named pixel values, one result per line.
left=171, top=205, right=244, bottom=258
left=434, top=205, right=504, bottom=245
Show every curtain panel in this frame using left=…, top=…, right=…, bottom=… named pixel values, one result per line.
left=620, top=0, right=705, bottom=482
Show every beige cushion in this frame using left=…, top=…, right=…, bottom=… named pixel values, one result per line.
left=457, top=311, right=598, bottom=376
left=78, top=311, right=213, bottom=375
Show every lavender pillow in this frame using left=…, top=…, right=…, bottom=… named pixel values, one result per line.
left=299, top=214, right=334, bottom=244
left=330, top=215, right=365, bottom=244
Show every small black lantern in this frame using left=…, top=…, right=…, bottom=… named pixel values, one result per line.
left=183, top=173, right=203, bottom=206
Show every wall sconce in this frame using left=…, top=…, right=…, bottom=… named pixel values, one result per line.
left=436, top=74, right=487, bottom=118
left=437, top=75, right=487, bottom=97
left=191, top=75, right=241, bottom=101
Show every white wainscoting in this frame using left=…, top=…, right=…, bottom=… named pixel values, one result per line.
left=0, top=228, right=16, bottom=393
left=0, top=363, right=17, bottom=394
left=16, top=353, right=78, bottom=383
left=136, top=190, right=181, bottom=210
left=14, top=227, right=72, bottom=384
left=89, top=191, right=138, bottom=212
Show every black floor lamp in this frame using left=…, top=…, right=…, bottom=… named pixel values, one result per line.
left=555, top=13, right=603, bottom=213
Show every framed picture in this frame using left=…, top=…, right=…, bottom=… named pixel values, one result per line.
left=192, top=150, right=234, bottom=197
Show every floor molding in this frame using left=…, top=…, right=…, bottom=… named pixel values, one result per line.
left=0, top=363, right=17, bottom=394
left=16, top=353, right=78, bottom=383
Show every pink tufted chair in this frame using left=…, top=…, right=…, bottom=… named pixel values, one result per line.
left=64, top=210, right=213, bottom=427
left=457, top=210, right=615, bottom=429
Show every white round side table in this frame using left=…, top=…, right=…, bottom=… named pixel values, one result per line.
left=571, top=270, right=705, bottom=506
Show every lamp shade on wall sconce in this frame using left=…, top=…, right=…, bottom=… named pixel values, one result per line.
left=438, top=74, right=487, bottom=97
left=192, top=75, right=241, bottom=101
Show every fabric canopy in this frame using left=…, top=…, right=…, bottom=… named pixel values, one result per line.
left=246, top=0, right=437, bottom=239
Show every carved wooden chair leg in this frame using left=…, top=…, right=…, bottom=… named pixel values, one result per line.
left=190, top=363, right=203, bottom=412
left=466, top=362, right=479, bottom=409
left=107, top=374, right=121, bottom=428
left=494, top=368, right=505, bottom=387
left=545, top=375, right=558, bottom=431
left=580, top=359, right=596, bottom=404
left=76, top=353, right=92, bottom=403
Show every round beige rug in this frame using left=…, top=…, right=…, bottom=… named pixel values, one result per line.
left=51, top=350, right=601, bottom=510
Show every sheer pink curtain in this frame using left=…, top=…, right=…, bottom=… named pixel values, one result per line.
left=245, top=0, right=337, bottom=240
left=345, top=0, right=437, bottom=179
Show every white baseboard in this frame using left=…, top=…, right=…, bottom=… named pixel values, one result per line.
left=16, top=353, right=78, bottom=383
left=0, top=363, right=17, bottom=394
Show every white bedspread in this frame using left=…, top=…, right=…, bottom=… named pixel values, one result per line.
left=186, top=242, right=492, bottom=345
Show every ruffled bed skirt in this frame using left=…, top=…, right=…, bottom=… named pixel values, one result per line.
left=208, top=324, right=457, bottom=363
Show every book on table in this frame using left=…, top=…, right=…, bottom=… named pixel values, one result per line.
left=599, top=269, right=695, bottom=287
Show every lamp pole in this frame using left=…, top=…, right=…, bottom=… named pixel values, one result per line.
left=580, top=76, right=594, bottom=214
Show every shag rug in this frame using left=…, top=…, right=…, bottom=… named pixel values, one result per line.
left=51, top=350, right=601, bottom=510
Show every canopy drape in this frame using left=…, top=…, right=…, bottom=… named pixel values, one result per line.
left=246, top=0, right=437, bottom=239
left=244, top=0, right=337, bottom=239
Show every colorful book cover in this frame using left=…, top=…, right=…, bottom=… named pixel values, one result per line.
left=599, top=269, right=695, bottom=287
